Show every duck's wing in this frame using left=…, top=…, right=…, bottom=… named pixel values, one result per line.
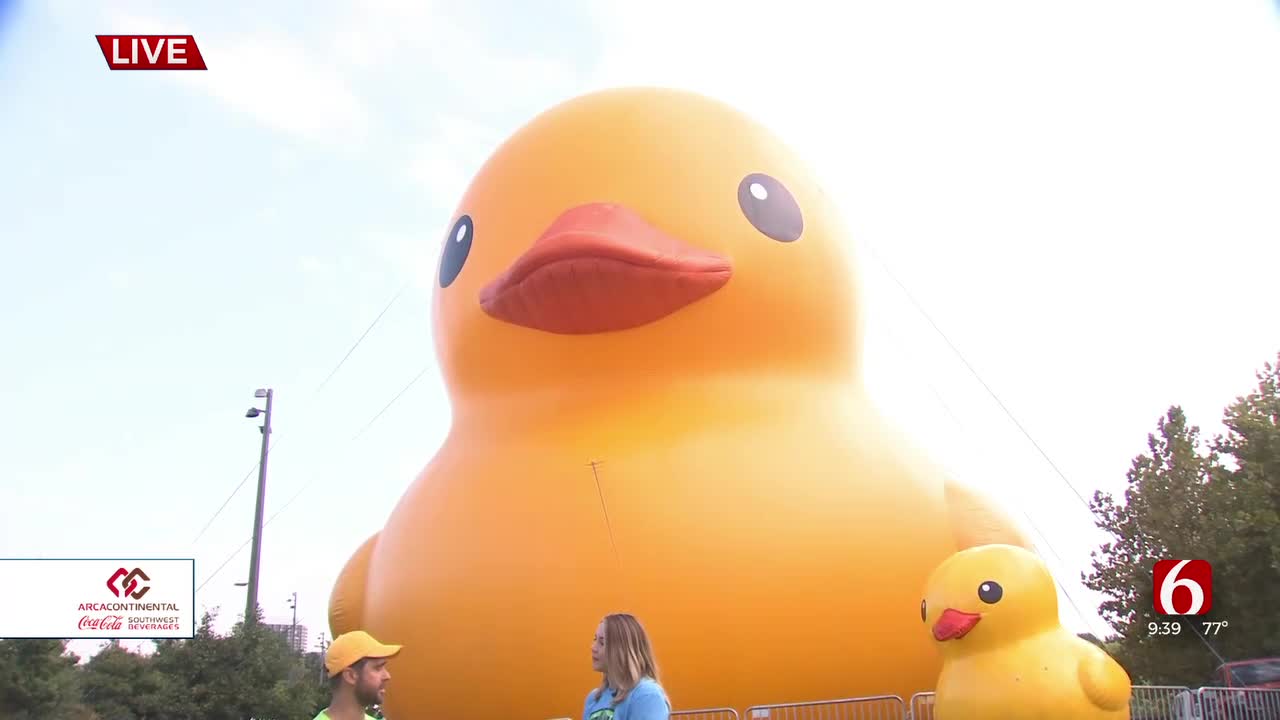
left=328, top=530, right=379, bottom=637
left=1077, top=642, right=1133, bottom=712
left=943, top=474, right=1036, bottom=551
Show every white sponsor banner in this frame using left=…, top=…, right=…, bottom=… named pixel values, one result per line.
left=0, top=559, right=195, bottom=639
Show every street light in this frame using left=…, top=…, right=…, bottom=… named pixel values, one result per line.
left=243, top=388, right=273, bottom=626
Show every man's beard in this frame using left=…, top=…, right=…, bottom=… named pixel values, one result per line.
left=356, top=682, right=382, bottom=707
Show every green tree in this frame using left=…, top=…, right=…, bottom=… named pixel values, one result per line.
left=228, top=611, right=330, bottom=719
left=0, top=612, right=329, bottom=719
left=0, top=639, right=93, bottom=719
left=148, top=607, right=328, bottom=720
left=1203, top=356, right=1280, bottom=660
left=1078, top=632, right=1106, bottom=648
left=1084, top=353, right=1280, bottom=685
left=148, top=611, right=239, bottom=719
left=80, top=642, right=169, bottom=720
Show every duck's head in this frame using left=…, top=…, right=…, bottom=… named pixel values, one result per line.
left=429, top=87, right=860, bottom=398
left=921, top=544, right=1059, bottom=657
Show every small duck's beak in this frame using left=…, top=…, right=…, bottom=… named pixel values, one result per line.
left=478, top=202, right=732, bottom=335
left=932, top=608, right=982, bottom=641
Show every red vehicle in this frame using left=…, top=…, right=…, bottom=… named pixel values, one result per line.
left=1201, top=658, right=1280, bottom=719
left=1215, top=658, right=1280, bottom=690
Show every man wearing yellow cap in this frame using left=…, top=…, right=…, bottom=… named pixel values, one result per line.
left=316, top=630, right=403, bottom=720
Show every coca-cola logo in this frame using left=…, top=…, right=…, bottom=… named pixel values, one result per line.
left=106, top=567, right=150, bottom=599
left=80, top=615, right=123, bottom=631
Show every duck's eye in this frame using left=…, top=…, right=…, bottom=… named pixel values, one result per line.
left=439, top=214, right=474, bottom=288
left=920, top=599, right=927, bottom=622
left=737, top=173, right=803, bottom=243
left=978, top=581, right=1003, bottom=604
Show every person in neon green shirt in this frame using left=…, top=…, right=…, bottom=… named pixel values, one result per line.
left=315, top=630, right=403, bottom=720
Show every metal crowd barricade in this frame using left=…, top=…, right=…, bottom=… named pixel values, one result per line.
left=907, top=685, right=1198, bottom=719
left=907, top=691, right=935, bottom=720
left=580, top=684, right=1279, bottom=720
left=671, top=708, right=741, bottom=720
left=1197, top=686, right=1280, bottom=719
left=1128, top=685, right=1197, bottom=719
left=744, top=694, right=907, bottom=720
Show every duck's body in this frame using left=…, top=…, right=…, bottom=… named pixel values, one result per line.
left=923, top=544, right=1132, bottom=720
left=934, top=630, right=1131, bottom=719
left=340, top=381, right=1026, bottom=718
left=329, top=87, right=1032, bottom=719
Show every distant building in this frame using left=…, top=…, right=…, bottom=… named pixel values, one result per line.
left=264, top=623, right=309, bottom=653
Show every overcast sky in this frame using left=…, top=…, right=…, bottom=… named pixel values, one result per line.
left=1, top=0, right=1277, bottom=664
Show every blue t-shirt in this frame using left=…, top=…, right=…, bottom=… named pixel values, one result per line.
left=583, top=677, right=670, bottom=720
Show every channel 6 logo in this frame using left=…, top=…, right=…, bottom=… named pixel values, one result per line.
left=1153, top=559, right=1213, bottom=616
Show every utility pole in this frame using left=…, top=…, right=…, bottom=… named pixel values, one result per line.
left=244, top=388, right=273, bottom=626
left=316, top=632, right=330, bottom=685
left=288, top=591, right=298, bottom=652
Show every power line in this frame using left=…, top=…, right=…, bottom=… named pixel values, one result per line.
left=189, top=280, right=411, bottom=546
left=195, top=361, right=431, bottom=594
left=866, top=243, right=1229, bottom=655
left=195, top=537, right=252, bottom=594
left=864, top=245, right=1096, bottom=515
left=350, top=363, right=430, bottom=442
left=190, top=460, right=261, bottom=546
left=875, top=317, right=1101, bottom=636
left=315, top=279, right=411, bottom=395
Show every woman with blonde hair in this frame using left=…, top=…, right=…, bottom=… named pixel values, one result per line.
left=583, top=613, right=671, bottom=720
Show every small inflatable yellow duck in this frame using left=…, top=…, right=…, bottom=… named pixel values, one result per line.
left=922, top=544, right=1132, bottom=720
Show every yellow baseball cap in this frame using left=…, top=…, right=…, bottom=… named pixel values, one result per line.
left=325, top=630, right=403, bottom=677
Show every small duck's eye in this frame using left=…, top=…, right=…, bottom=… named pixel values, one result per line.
left=439, top=214, right=474, bottom=288
left=978, top=581, right=1003, bottom=604
left=920, top=599, right=927, bottom=622
left=737, top=172, right=803, bottom=243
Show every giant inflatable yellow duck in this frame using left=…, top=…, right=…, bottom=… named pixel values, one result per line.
left=329, top=86, right=1034, bottom=719
left=923, top=544, right=1132, bottom=720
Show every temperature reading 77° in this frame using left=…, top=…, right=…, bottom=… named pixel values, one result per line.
left=1202, top=621, right=1229, bottom=635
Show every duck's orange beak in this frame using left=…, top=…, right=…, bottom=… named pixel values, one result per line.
left=478, top=202, right=732, bottom=335
left=932, top=608, right=982, bottom=641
